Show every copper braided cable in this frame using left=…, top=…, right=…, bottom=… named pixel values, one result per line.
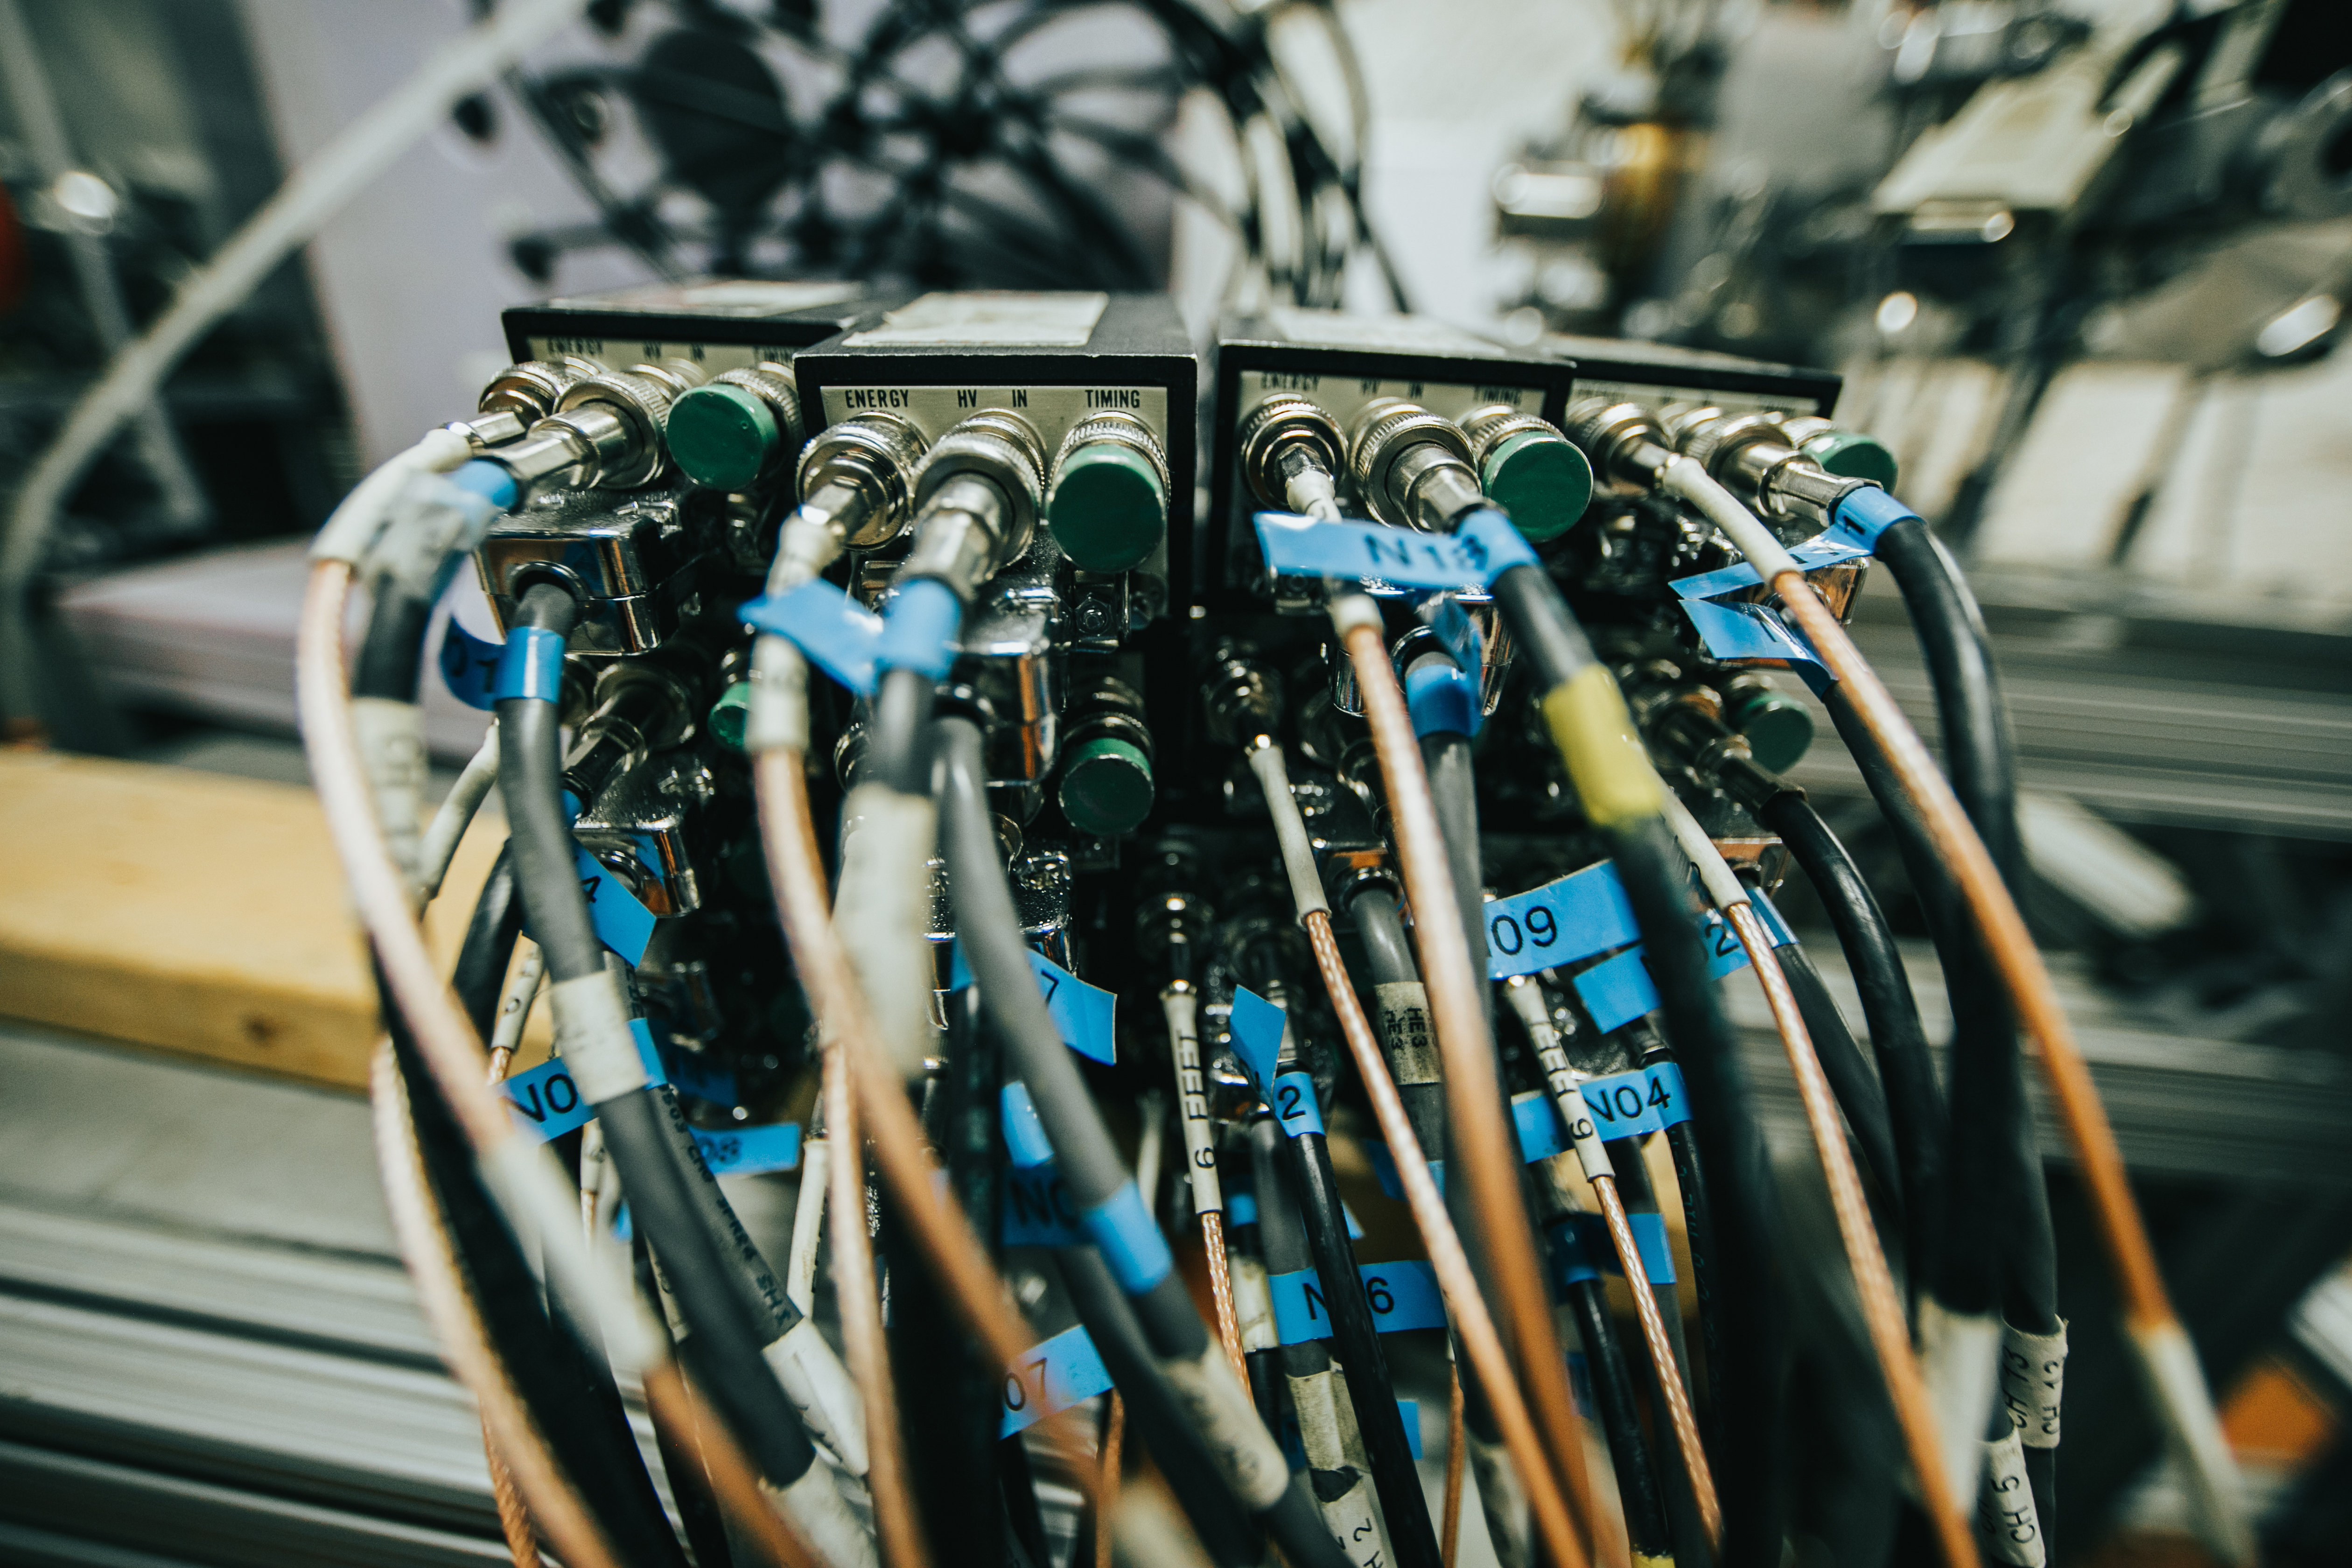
left=1302, top=911, right=1593, bottom=1568
left=1723, top=901, right=1979, bottom=1568
left=1776, top=581, right=2169, bottom=1328
left=824, top=1032, right=932, bottom=1568
left=1441, top=1364, right=1465, bottom=1568
left=1097, top=1393, right=1127, bottom=1568
left=371, top=1042, right=622, bottom=1568
left=1199, top=1210, right=1249, bottom=1389
left=753, top=747, right=1104, bottom=1508
left=484, top=1432, right=539, bottom=1568
left=644, top=1366, right=823, bottom=1568
left=1339, top=623, right=1626, bottom=1568
left=1587, top=1170, right=1720, bottom=1548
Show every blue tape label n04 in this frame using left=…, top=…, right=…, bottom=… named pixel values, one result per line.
left=1001, top=1323, right=1114, bottom=1437
left=1268, top=1259, right=1449, bottom=1345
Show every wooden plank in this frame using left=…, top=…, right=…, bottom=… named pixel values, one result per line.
left=0, top=750, right=536, bottom=1091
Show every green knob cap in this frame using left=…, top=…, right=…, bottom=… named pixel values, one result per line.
left=1057, top=735, right=1155, bottom=837
left=1728, top=685, right=1814, bottom=774
left=667, top=382, right=779, bottom=492
left=709, top=680, right=753, bottom=752
left=1480, top=430, right=1594, bottom=542
left=1800, top=429, right=1898, bottom=490
left=1048, top=442, right=1167, bottom=573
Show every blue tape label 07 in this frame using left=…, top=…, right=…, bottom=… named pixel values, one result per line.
left=740, top=581, right=885, bottom=697
left=1269, top=1259, right=1449, bottom=1345
left=950, top=946, right=1117, bottom=1065
left=1001, top=1323, right=1114, bottom=1437
left=1254, top=512, right=1491, bottom=590
left=1484, top=861, right=1642, bottom=980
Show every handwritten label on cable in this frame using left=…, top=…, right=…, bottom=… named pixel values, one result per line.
left=572, top=847, right=657, bottom=966
left=1268, top=1259, right=1448, bottom=1345
left=690, top=1122, right=802, bottom=1178
left=1000, top=1323, right=1113, bottom=1437
left=439, top=620, right=504, bottom=711
left=1484, top=861, right=1642, bottom=980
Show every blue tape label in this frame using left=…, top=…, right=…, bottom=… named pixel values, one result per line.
left=493, top=625, right=566, bottom=703
left=1677, top=599, right=1835, bottom=692
left=1454, top=507, right=1541, bottom=578
left=1254, top=512, right=1490, bottom=590
left=1485, top=861, right=1642, bottom=980
left=1002, top=1164, right=1083, bottom=1247
left=1227, top=985, right=1287, bottom=1092
left=659, top=1040, right=733, bottom=1106
left=1513, top=1090, right=1569, bottom=1164
left=1569, top=917, right=1748, bottom=1034
left=952, top=946, right=1116, bottom=1066
left=502, top=1021, right=667, bottom=1141
left=740, top=581, right=884, bottom=697
left=1420, top=592, right=1486, bottom=676
left=1001, top=1323, right=1114, bottom=1437
left=1580, top=1067, right=1668, bottom=1140
left=1000, top=1082, right=1057, bottom=1169
left=1271, top=1070, right=1325, bottom=1138
left=1548, top=1213, right=1603, bottom=1290
left=1366, top=1143, right=1445, bottom=1201
left=1268, top=1259, right=1449, bottom=1345
left=1549, top=1212, right=1676, bottom=1288
left=1670, top=533, right=1873, bottom=601
left=1751, top=889, right=1797, bottom=948
left=691, top=1122, right=802, bottom=1177
left=1225, top=1189, right=1258, bottom=1226
left=574, top=848, right=657, bottom=966
left=439, top=620, right=504, bottom=710
left=1081, top=1181, right=1173, bottom=1295
left=1628, top=1211, right=1677, bottom=1285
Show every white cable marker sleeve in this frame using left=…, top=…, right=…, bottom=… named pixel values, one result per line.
left=1160, top=1344, right=1294, bottom=1510
left=311, top=429, right=473, bottom=563
left=785, top=1136, right=828, bottom=1316
left=419, top=725, right=498, bottom=903
left=1917, top=1297, right=2001, bottom=1515
left=1162, top=990, right=1225, bottom=1215
left=350, top=697, right=429, bottom=899
left=1660, top=791, right=1751, bottom=913
left=2131, top=1319, right=2255, bottom=1568
left=1232, top=1254, right=1278, bottom=1355
left=1660, top=455, right=1800, bottom=583
left=1502, top=979, right=1614, bottom=1182
left=480, top=1134, right=666, bottom=1376
left=1290, top=1369, right=1351, bottom=1470
left=1999, top=1318, right=2067, bottom=1450
left=547, top=971, right=650, bottom=1104
left=833, top=785, right=942, bottom=1082
left=1249, top=743, right=1332, bottom=924
left=1327, top=592, right=1384, bottom=639
left=1321, top=1474, right=1392, bottom=1568
left=765, top=1317, right=870, bottom=1477
left=746, top=633, right=812, bottom=755
left=1976, top=1428, right=2046, bottom=1568
left=1372, top=981, right=1442, bottom=1085
left=489, top=943, right=546, bottom=1062
left=771, top=1462, right=880, bottom=1568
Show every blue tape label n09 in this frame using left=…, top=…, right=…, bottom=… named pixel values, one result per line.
left=1485, top=861, right=1642, bottom=980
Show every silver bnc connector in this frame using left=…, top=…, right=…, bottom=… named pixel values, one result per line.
left=1347, top=396, right=1482, bottom=532
left=1238, top=392, right=1345, bottom=519
left=901, top=410, right=1048, bottom=597
left=488, top=358, right=711, bottom=496
left=1666, top=406, right=1866, bottom=527
left=1563, top=396, right=1675, bottom=491
left=444, top=356, right=603, bottom=453
left=791, top=411, right=930, bottom=554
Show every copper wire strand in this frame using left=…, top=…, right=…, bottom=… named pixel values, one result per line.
left=1441, top=1362, right=1465, bottom=1568
left=1339, top=623, right=1627, bottom=1568
left=1585, top=1169, right=1720, bottom=1548
left=1776, top=580, right=2172, bottom=1329
left=753, top=746, right=1105, bottom=1508
left=644, top=1366, right=824, bottom=1568
left=485, top=1432, right=539, bottom=1568
left=1199, top=1210, right=1250, bottom=1388
left=371, top=1042, right=621, bottom=1568
left=1722, top=900, right=1979, bottom=1568
left=1096, top=1392, right=1127, bottom=1568
left=308, top=560, right=815, bottom=1567
left=824, top=1030, right=932, bottom=1568
left=1302, top=911, right=1593, bottom=1568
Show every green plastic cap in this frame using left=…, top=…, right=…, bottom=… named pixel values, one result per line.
left=667, top=382, right=779, bottom=492
left=1481, top=430, right=1594, bottom=542
left=709, top=679, right=753, bottom=752
left=1728, top=684, right=1815, bottom=774
left=1058, top=735, right=1155, bottom=837
left=1048, top=442, right=1167, bottom=573
left=1800, top=429, right=1899, bottom=490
